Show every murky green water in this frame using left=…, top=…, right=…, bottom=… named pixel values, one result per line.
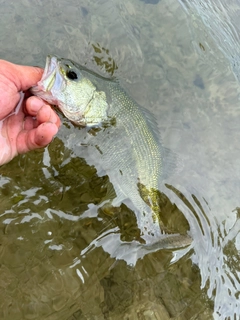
left=0, top=0, right=240, bottom=319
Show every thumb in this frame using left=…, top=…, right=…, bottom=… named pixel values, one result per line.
left=0, top=59, right=44, bottom=91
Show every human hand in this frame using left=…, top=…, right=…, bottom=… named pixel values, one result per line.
left=0, top=59, right=61, bottom=166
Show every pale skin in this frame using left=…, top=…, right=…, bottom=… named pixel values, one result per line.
left=0, top=60, right=61, bottom=166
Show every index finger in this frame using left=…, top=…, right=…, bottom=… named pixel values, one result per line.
left=0, top=59, right=44, bottom=91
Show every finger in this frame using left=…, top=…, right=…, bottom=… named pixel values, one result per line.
left=16, top=65, right=43, bottom=90
left=25, top=96, right=61, bottom=127
left=37, top=105, right=61, bottom=127
left=23, top=117, right=35, bottom=131
left=0, top=59, right=43, bottom=91
left=24, top=96, right=45, bottom=116
left=16, top=122, right=58, bottom=154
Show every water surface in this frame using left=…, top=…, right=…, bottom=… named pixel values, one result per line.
left=0, top=0, right=240, bottom=319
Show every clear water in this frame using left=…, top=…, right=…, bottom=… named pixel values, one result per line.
left=0, top=0, right=240, bottom=319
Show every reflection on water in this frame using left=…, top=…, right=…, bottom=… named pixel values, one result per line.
left=0, top=134, right=210, bottom=319
left=92, top=43, right=119, bottom=76
left=0, top=0, right=240, bottom=319
left=179, top=0, right=240, bottom=83
left=177, top=1, right=240, bottom=318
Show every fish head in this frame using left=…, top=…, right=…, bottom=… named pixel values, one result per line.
left=31, top=55, right=109, bottom=126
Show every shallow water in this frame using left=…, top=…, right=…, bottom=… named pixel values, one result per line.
left=0, top=0, right=240, bottom=319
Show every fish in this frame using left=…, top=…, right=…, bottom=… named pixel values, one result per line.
left=31, top=55, right=191, bottom=259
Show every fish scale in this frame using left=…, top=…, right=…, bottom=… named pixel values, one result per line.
left=71, top=77, right=166, bottom=236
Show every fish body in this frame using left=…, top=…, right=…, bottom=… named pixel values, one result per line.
left=31, top=56, right=191, bottom=252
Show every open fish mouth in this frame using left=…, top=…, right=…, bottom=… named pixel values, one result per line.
left=31, top=55, right=85, bottom=123
left=30, top=55, right=63, bottom=105
left=41, top=55, right=58, bottom=82
left=39, top=55, right=59, bottom=92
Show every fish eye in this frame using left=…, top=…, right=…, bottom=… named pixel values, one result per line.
left=66, top=70, right=78, bottom=80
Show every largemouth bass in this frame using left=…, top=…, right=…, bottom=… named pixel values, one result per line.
left=31, top=55, right=191, bottom=255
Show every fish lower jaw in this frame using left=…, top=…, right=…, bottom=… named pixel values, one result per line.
left=61, top=110, right=84, bottom=125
